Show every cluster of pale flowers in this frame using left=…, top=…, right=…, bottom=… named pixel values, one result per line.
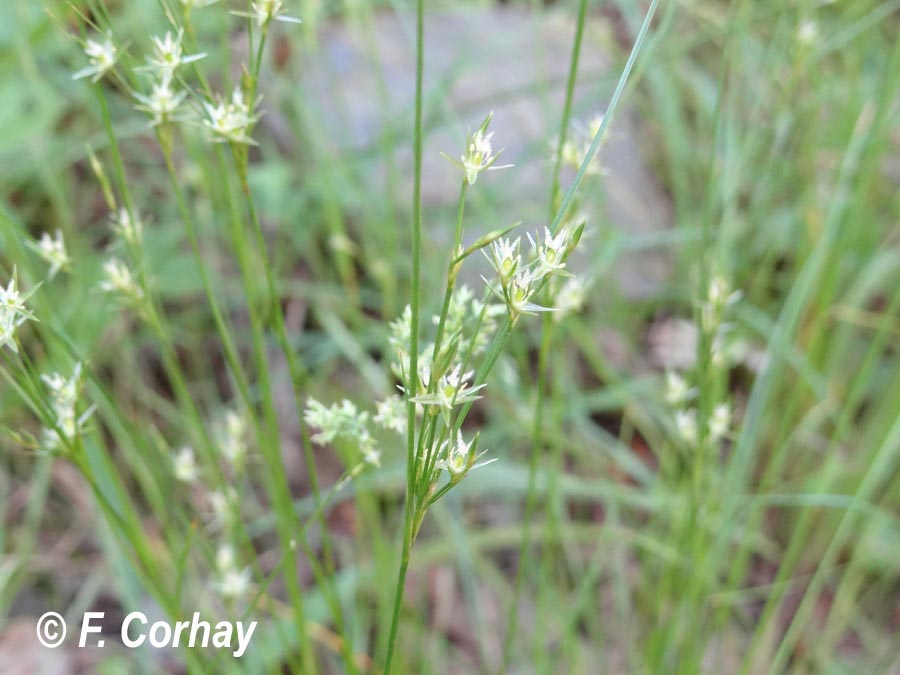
left=3, top=247, right=91, bottom=453
left=303, top=284, right=504, bottom=484
left=27, top=230, right=70, bottom=280
left=110, top=208, right=143, bottom=247
left=171, top=407, right=253, bottom=600
left=214, top=544, right=252, bottom=600
left=665, top=273, right=741, bottom=448
left=303, top=114, right=595, bottom=485
left=71, top=33, right=119, bottom=83
left=173, top=408, right=249, bottom=483
left=441, top=112, right=513, bottom=186
left=95, top=209, right=148, bottom=312
left=666, top=371, right=731, bottom=448
left=0, top=272, right=36, bottom=353
left=41, top=363, right=95, bottom=453
left=99, top=258, right=144, bottom=304
left=303, top=398, right=381, bottom=468
left=483, top=216, right=586, bottom=323
left=203, top=88, right=260, bottom=145
left=72, top=0, right=300, bottom=145
left=134, top=29, right=206, bottom=128
left=701, top=271, right=742, bottom=338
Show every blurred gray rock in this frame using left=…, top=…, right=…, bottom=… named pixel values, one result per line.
left=293, top=6, right=672, bottom=299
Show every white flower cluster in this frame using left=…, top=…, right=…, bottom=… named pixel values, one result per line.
left=214, top=544, right=252, bottom=599
left=100, top=258, right=144, bottom=304
left=443, top=113, right=512, bottom=185
left=134, top=30, right=204, bottom=127
left=0, top=272, right=36, bottom=354
left=701, top=272, right=741, bottom=335
left=110, top=208, right=143, bottom=247
left=174, top=446, right=199, bottom=483
left=173, top=408, right=250, bottom=482
left=553, top=276, right=589, bottom=321
left=666, top=370, right=733, bottom=449
left=434, top=430, right=494, bottom=480
left=41, top=363, right=95, bottom=453
left=374, top=395, right=406, bottom=435
left=484, top=218, right=584, bottom=322
left=411, top=365, right=486, bottom=419
left=304, top=398, right=380, bottom=467
left=203, top=88, right=259, bottom=145
left=72, top=34, right=118, bottom=83
left=27, top=231, right=70, bottom=280
left=388, top=287, right=503, bottom=407
left=384, top=308, right=496, bottom=482
left=208, top=487, right=238, bottom=528
left=134, top=76, right=188, bottom=128
left=218, top=410, right=248, bottom=470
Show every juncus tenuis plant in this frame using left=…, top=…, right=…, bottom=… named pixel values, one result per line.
left=5, top=0, right=900, bottom=672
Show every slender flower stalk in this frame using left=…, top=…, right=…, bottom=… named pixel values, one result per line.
left=384, top=0, right=424, bottom=670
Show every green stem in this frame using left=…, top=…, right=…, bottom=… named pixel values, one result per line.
left=416, top=180, right=468, bottom=484
left=232, top=156, right=356, bottom=672
left=214, top=154, right=320, bottom=674
left=548, top=0, right=661, bottom=238
left=500, top=315, right=554, bottom=670
left=548, top=0, right=588, bottom=221
left=386, top=0, right=425, bottom=671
